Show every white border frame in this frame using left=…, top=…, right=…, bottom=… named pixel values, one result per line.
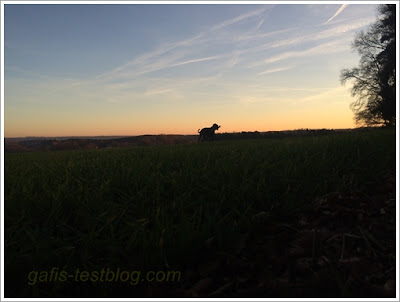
left=1, top=1, right=398, bottom=301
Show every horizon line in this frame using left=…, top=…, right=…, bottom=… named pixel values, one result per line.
left=4, top=127, right=369, bottom=139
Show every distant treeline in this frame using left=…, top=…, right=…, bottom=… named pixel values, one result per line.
left=4, top=128, right=375, bottom=153
left=216, top=128, right=336, bottom=140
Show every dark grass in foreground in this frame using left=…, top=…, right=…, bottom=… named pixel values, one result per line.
left=4, top=128, right=396, bottom=297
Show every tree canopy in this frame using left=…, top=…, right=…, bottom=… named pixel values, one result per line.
left=340, top=4, right=396, bottom=127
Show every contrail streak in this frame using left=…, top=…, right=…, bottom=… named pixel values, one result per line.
left=324, top=4, right=348, bottom=24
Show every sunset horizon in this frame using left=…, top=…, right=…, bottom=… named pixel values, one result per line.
left=3, top=2, right=381, bottom=138
left=5, top=125, right=362, bottom=139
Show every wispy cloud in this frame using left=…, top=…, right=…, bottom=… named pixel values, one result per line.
left=256, top=18, right=264, bottom=30
left=97, top=7, right=268, bottom=83
left=144, top=88, right=174, bottom=96
left=263, top=40, right=348, bottom=65
left=245, top=13, right=374, bottom=70
left=226, top=54, right=239, bottom=69
left=234, top=27, right=296, bottom=43
left=131, top=55, right=220, bottom=78
left=232, top=15, right=374, bottom=73
left=210, top=7, right=269, bottom=32
left=270, top=16, right=374, bottom=49
left=258, top=66, right=293, bottom=75
left=172, top=56, right=220, bottom=68
left=324, top=4, right=348, bottom=24
left=93, top=5, right=373, bottom=106
left=292, top=86, right=348, bottom=105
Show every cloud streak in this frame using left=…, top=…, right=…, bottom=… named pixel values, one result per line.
left=258, top=66, right=293, bottom=75
left=91, top=5, right=375, bottom=106
left=210, top=7, right=268, bottom=32
left=172, top=56, right=220, bottom=68
left=38, top=5, right=374, bottom=107
left=144, top=88, right=174, bottom=96
left=256, top=18, right=264, bottom=30
left=97, top=7, right=268, bottom=82
left=324, top=4, right=348, bottom=24
left=270, top=16, right=374, bottom=49
left=263, top=40, right=348, bottom=65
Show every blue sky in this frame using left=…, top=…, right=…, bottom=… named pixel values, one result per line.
left=3, top=2, right=380, bottom=137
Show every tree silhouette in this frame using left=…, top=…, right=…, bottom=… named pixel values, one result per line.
left=340, top=4, right=396, bottom=127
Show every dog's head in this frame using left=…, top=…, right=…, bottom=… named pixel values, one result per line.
left=212, top=123, right=221, bottom=130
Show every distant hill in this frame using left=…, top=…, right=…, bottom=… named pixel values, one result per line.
left=4, top=128, right=369, bottom=153
left=5, top=135, right=131, bottom=143
left=5, top=134, right=198, bottom=152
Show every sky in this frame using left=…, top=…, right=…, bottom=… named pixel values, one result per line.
left=3, top=2, right=381, bottom=137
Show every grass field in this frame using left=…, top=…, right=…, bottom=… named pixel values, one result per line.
left=4, top=128, right=396, bottom=297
